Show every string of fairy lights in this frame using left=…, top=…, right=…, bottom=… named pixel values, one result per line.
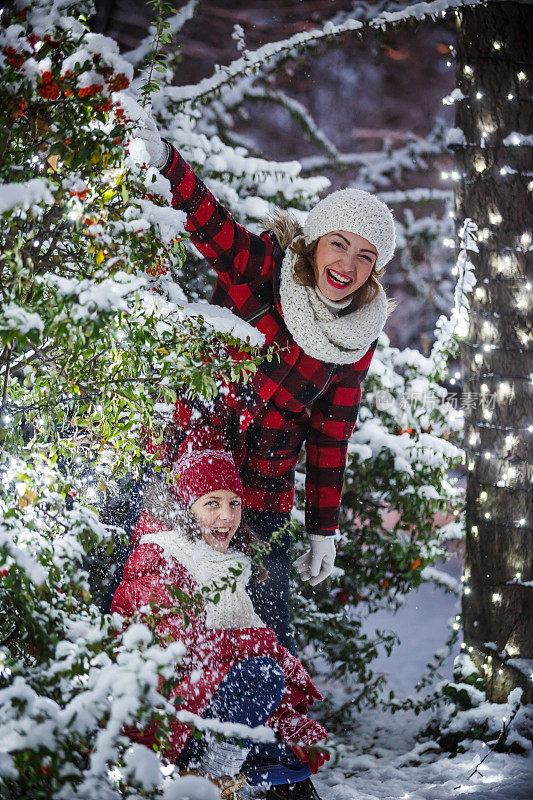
left=438, top=26, right=532, bottom=683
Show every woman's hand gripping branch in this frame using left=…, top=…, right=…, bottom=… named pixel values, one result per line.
left=132, top=110, right=169, bottom=169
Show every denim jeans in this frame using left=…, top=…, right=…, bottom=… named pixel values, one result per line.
left=244, top=509, right=295, bottom=654
left=179, top=657, right=310, bottom=787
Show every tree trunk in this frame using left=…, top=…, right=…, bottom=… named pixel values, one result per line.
left=454, top=1, right=532, bottom=703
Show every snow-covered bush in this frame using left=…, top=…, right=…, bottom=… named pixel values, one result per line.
left=421, top=653, right=532, bottom=755
left=0, top=1, right=260, bottom=795
left=291, top=332, right=464, bottom=723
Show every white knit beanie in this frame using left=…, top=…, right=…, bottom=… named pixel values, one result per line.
left=303, top=188, right=396, bottom=270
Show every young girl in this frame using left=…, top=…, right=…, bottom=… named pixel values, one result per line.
left=111, top=448, right=329, bottom=800
left=135, top=115, right=397, bottom=665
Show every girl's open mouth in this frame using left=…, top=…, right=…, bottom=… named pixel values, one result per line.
left=210, top=528, right=231, bottom=541
left=326, top=268, right=353, bottom=288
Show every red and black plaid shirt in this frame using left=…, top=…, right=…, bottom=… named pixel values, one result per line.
left=162, top=146, right=377, bottom=534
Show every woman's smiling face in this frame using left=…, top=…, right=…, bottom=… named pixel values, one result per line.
left=314, top=230, right=377, bottom=301
left=191, top=489, right=242, bottom=553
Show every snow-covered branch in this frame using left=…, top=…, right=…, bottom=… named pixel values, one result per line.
left=430, top=218, right=478, bottom=378
left=159, top=0, right=485, bottom=108
left=123, top=0, right=202, bottom=66
left=243, top=86, right=340, bottom=160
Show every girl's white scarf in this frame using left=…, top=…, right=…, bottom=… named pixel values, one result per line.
left=140, top=529, right=266, bottom=631
left=279, top=248, right=388, bottom=364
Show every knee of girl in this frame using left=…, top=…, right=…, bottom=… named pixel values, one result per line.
left=245, top=656, right=285, bottom=702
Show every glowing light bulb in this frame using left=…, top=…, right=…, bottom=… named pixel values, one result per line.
left=464, top=65, right=473, bottom=76
left=492, top=592, right=502, bottom=603
left=504, top=434, right=517, bottom=450
left=476, top=91, right=483, bottom=99
left=517, top=71, right=526, bottom=81
left=507, top=93, right=514, bottom=100
left=499, top=383, right=511, bottom=399
left=493, top=41, right=502, bottom=50
left=464, top=587, right=471, bottom=595
left=471, top=526, right=478, bottom=537
left=475, top=353, right=483, bottom=364
left=489, top=210, right=503, bottom=225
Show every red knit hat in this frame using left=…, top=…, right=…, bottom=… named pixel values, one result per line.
left=169, top=448, right=244, bottom=508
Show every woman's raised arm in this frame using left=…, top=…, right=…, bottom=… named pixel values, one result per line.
left=136, top=115, right=276, bottom=284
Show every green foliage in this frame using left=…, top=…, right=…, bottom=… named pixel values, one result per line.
left=0, top=0, right=260, bottom=488
left=138, top=0, right=178, bottom=104
left=291, top=335, right=464, bottom=728
left=419, top=654, right=529, bottom=756
left=0, top=1, right=260, bottom=796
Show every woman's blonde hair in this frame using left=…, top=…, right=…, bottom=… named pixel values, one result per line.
left=264, top=209, right=397, bottom=316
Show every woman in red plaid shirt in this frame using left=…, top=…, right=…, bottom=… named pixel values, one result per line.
left=137, top=117, right=397, bottom=659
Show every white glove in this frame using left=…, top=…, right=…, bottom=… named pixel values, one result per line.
left=132, top=112, right=169, bottom=169
left=293, top=534, right=336, bottom=586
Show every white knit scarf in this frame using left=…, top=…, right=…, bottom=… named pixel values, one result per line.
left=140, top=530, right=266, bottom=631
left=279, top=248, right=389, bottom=364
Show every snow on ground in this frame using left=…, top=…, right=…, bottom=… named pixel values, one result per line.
left=312, top=553, right=533, bottom=800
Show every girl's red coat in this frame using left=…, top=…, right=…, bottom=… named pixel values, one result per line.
left=111, top=511, right=324, bottom=761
